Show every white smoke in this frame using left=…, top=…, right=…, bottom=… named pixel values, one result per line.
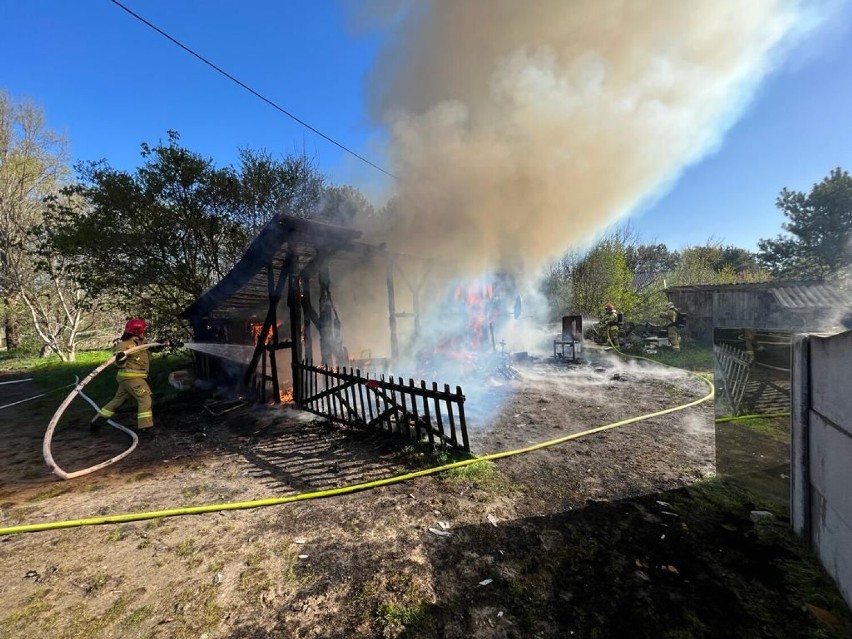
left=333, top=0, right=831, bottom=364
left=356, top=0, right=823, bottom=277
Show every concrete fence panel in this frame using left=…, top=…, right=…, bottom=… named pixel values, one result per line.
left=791, top=330, right=852, bottom=610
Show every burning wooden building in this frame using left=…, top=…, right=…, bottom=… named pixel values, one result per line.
left=181, top=213, right=470, bottom=450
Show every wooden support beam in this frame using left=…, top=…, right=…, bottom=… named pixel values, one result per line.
left=396, top=261, right=425, bottom=346
left=268, top=262, right=281, bottom=403
left=242, top=257, right=291, bottom=390
left=289, top=267, right=305, bottom=403
left=301, top=274, right=314, bottom=364
left=319, top=266, right=334, bottom=366
left=385, top=252, right=399, bottom=361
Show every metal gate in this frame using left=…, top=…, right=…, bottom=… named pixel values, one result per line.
left=714, top=343, right=752, bottom=415
left=295, top=362, right=469, bottom=451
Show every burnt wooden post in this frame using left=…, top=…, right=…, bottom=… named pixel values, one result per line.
left=385, top=252, right=400, bottom=361
left=301, top=273, right=314, bottom=364
left=411, top=285, right=421, bottom=341
left=243, top=259, right=290, bottom=391
left=319, top=266, right=334, bottom=366
left=267, top=262, right=282, bottom=402
left=289, top=267, right=304, bottom=403
left=396, top=260, right=425, bottom=350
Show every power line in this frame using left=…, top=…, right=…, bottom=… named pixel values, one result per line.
left=109, top=0, right=397, bottom=180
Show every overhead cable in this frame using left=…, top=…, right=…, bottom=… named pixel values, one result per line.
left=109, top=0, right=397, bottom=180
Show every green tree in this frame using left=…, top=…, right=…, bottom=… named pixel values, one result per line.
left=625, top=243, right=679, bottom=275
left=235, top=148, right=326, bottom=234
left=42, top=132, right=248, bottom=328
left=44, top=132, right=372, bottom=327
left=542, top=257, right=573, bottom=320
left=0, top=90, right=99, bottom=358
left=672, top=243, right=768, bottom=286
left=757, top=167, right=852, bottom=279
left=318, top=184, right=377, bottom=228
left=569, top=235, right=637, bottom=317
left=544, top=237, right=768, bottom=326
left=719, top=246, right=759, bottom=274
left=26, top=188, right=117, bottom=360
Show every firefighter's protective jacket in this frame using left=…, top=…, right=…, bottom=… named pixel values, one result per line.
left=114, top=336, right=150, bottom=380
left=661, top=308, right=679, bottom=328
left=601, top=309, right=619, bottom=327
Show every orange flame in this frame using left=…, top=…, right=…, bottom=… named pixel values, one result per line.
left=249, top=320, right=283, bottom=345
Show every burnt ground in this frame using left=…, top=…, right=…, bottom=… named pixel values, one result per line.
left=1, top=352, right=851, bottom=638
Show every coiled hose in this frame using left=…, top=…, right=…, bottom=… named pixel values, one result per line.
left=42, top=343, right=164, bottom=480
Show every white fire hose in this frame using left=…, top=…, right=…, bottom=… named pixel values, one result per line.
left=42, top=342, right=165, bottom=480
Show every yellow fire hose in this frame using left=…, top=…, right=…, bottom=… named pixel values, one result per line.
left=42, top=342, right=165, bottom=480
left=1, top=347, right=714, bottom=536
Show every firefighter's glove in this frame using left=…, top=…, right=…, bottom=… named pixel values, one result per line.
left=115, top=351, right=128, bottom=364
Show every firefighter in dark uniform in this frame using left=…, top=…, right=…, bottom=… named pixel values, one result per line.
left=660, top=302, right=681, bottom=352
left=91, top=319, right=167, bottom=431
left=598, top=303, right=620, bottom=346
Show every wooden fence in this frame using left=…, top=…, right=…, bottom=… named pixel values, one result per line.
left=294, top=362, right=469, bottom=451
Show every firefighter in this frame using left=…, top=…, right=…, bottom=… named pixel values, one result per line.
left=661, top=302, right=681, bottom=352
left=597, top=303, right=620, bottom=346
left=91, top=319, right=167, bottom=432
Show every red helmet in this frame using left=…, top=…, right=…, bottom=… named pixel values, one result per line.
left=604, top=303, right=614, bottom=311
left=125, top=318, right=147, bottom=336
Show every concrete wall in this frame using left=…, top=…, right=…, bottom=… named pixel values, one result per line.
left=791, top=330, right=852, bottom=610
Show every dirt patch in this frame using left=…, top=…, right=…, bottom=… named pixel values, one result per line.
left=1, top=355, right=849, bottom=638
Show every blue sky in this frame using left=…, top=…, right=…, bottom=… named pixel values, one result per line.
left=2, top=0, right=851, bottom=252
left=634, top=0, right=852, bottom=250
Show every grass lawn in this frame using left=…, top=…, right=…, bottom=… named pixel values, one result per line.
left=1, top=348, right=194, bottom=422
left=637, top=344, right=714, bottom=371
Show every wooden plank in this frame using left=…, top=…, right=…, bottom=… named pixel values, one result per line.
left=432, top=381, right=446, bottom=446
left=242, top=258, right=290, bottom=389
left=420, top=380, right=435, bottom=447
left=408, top=379, right=421, bottom=439
left=457, top=385, right=469, bottom=450
left=398, top=384, right=412, bottom=438
left=268, top=264, right=281, bottom=403
left=299, top=376, right=358, bottom=405
left=356, top=369, right=369, bottom=426
left=386, top=253, right=400, bottom=361
left=444, top=383, right=458, bottom=447
left=301, top=274, right=314, bottom=363
left=343, top=367, right=360, bottom=426
left=288, top=265, right=304, bottom=403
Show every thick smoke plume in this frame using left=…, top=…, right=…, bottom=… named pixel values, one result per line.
left=361, top=0, right=813, bottom=278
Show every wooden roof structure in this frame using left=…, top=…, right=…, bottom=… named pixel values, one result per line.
left=181, top=212, right=408, bottom=405
left=182, top=213, right=366, bottom=320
